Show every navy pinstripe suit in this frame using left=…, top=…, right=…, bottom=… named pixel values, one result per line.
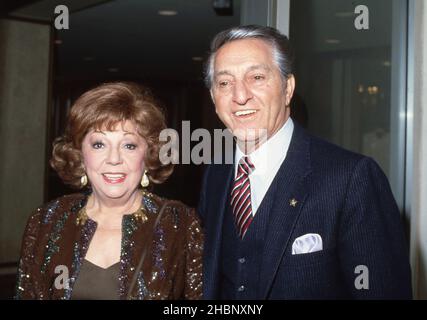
left=198, top=122, right=412, bottom=299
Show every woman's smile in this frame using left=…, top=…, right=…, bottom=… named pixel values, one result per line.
left=102, top=173, right=127, bottom=184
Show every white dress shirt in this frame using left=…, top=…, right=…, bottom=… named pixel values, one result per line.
left=234, top=118, right=294, bottom=214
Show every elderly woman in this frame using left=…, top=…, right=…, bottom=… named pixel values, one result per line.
left=15, top=82, right=203, bottom=300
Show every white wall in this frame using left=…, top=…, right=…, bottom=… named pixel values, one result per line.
left=0, top=19, right=51, bottom=263
left=275, top=0, right=290, bottom=36
left=410, top=0, right=427, bottom=300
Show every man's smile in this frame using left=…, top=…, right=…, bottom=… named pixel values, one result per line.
left=233, top=109, right=258, bottom=118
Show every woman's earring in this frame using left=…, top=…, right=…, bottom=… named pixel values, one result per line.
left=80, top=174, right=88, bottom=187
left=141, top=170, right=149, bottom=188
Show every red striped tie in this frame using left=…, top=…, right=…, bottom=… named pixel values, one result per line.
left=230, top=156, right=255, bottom=239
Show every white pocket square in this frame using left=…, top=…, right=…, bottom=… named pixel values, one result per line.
left=292, top=233, right=323, bottom=255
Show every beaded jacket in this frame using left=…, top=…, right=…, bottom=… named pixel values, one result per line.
left=15, top=191, right=203, bottom=300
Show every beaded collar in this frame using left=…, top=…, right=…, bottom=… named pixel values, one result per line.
left=76, top=190, right=149, bottom=226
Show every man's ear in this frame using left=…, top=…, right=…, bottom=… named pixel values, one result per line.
left=285, top=75, right=296, bottom=106
left=210, top=89, right=215, bottom=104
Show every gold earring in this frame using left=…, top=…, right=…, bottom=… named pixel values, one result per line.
left=141, top=170, right=149, bottom=188
left=80, top=174, right=88, bottom=187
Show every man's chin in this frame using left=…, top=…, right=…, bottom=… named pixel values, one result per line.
left=234, top=134, right=268, bottom=154
left=232, top=128, right=268, bottom=145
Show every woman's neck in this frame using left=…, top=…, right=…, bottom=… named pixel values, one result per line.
left=85, top=190, right=143, bottom=227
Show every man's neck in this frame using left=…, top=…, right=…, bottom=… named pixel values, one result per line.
left=235, top=120, right=289, bottom=155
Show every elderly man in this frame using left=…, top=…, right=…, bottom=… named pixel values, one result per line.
left=198, top=25, right=412, bottom=299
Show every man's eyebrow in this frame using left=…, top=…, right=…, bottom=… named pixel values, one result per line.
left=93, top=130, right=106, bottom=135
left=214, top=64, right=271, bottom=77
left=215, top=70, right=233, bottom=77
left=247, top=64, right=271, bottom=72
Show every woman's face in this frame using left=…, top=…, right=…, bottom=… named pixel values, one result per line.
left=81, top=120, right=147, bottom=201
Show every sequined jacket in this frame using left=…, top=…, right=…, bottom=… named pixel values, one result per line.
left=15, top=192, right=203, bottom=300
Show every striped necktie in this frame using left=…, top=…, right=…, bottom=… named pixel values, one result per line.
left=230, top=156, right=255, bottom=239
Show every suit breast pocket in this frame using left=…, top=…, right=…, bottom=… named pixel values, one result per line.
left=286, top=247, right=337, bottom=268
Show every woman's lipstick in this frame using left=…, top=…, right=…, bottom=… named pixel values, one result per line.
left=102, top=173, right=126, bottom=184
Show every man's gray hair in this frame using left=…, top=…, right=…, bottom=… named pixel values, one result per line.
left=204, top=25, right=295, bottom=88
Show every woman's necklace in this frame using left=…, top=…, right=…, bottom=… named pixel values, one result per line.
left=76, top=191, right=148, bottom=226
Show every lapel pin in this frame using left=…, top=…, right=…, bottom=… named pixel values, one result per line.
left=289, top=198, right=298, bottom=207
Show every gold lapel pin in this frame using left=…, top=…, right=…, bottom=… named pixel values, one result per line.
left=289, top=198, right=298, bottom=207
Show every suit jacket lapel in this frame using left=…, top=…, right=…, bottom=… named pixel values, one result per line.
left=204, top=163, right=234, bottom=298
left=259, top=124, right=312, bottom=298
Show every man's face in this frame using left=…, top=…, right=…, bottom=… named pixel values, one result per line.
left=210, top=38, right=295, bottom=145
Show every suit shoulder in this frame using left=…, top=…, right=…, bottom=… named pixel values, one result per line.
left=307, top=133, right=367, bottom=170
left=309, top=134, right=363, bottom=162
left=304, top=132, right=391, bottom=193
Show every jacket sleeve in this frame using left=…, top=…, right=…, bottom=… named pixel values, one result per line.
left=184, top=208, right=204, bottom=300
left=338, top=157, right=412, bottom=299
left=15, top=208, right=43, bottom=299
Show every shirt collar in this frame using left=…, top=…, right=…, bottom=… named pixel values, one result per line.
left=234, top=117, right=294, bottom=176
